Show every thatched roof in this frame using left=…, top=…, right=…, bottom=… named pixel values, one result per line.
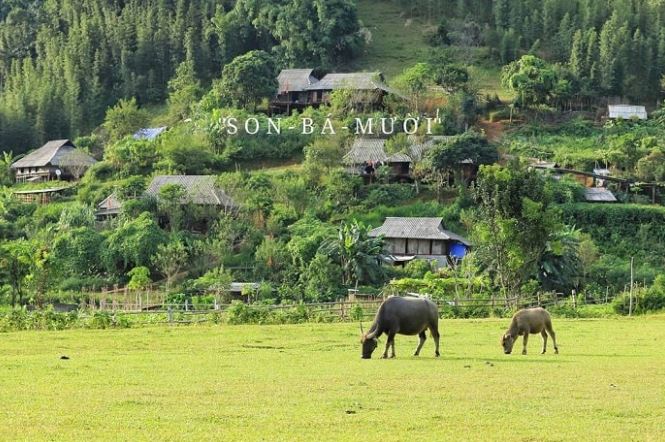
left=584, top=187, right=617, bottom=202
left=277, top=69, right=319, bottom=93
left=11, top=140, right=96, bottom=169
left=369, top=217, right=471, bottom=245
left=146, top=175, right=236, bottom=207
left=608, top=105, right=647, bottom=120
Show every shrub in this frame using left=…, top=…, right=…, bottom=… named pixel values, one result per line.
left=225, top=301, right=270, bottom=325
left=350, top=304, right=364, bottom=321
left=613, top=275, right=665, bottom=314
left=489, top=108, right=512, bottom=122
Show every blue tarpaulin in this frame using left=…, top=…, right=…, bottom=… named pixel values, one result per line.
left=449, top=242, right=468, bottom=259
left=133, top=126, right=167, bottom=140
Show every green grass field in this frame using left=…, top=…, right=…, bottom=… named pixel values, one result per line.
left=1, top=317, right=664, bottom=441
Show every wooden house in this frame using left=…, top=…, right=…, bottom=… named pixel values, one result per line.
left=95, top=193, right=123, bottom=221
left=146, top=175, right=237, bottom=211
left=344, top=136, right=462, bottom=183
left=11, top=140, right=97, bottom=183
left=343, top=138, right=411, bottom=182
left=272, top=69, right=320, bottom=113
left=272, top=70, right=400, bottom=113
left=369, top=217, right=471, bottom=268
left=304, top=72, right=395, bottom=108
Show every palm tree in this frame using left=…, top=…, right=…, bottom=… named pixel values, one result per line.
left=319, top=221, right=385, bottom=289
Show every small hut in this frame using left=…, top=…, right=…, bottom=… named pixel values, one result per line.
left=608, top=105, right=647, bottom=120
left=584, top=187, right=618, bottom=203
left=95, top=193, right=123, bottom=221
left=145, top=175, right=237, bottom=211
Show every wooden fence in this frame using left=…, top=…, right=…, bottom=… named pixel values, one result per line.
left=67, top=291, right=615, bottom=325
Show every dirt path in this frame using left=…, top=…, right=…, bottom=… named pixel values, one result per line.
left=477, top=119, right=505, bottom=143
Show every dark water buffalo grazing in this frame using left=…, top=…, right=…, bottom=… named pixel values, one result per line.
left=360, top=296, right=440, bottom=359
left=501, top=307, right=558, bottom=355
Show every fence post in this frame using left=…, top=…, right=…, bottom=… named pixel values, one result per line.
left=572, top=290, right=577, bottom=309
left=168, top=306, right=173, bottom=324
left=629, top=257, right=634, bottom=317
left=185, top=299, right=189, bottom=312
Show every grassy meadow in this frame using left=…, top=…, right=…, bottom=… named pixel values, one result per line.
left=1, top=317, right=664, bottom=441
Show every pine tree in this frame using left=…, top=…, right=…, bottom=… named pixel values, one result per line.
left=569, top=30, right=586, bottom=78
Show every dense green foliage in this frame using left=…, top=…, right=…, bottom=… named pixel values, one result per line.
left=397, top=0, right=665, bottom=103
left=0, top=0, right=362, bottom=152
left=1, top=0, right=664, bottom=314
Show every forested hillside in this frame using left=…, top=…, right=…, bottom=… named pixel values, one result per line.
left=3, top=0, right=665, bottom=153
left=1, top=0, right=665, bottom=315
left=0, top=0, right=361, bottom=152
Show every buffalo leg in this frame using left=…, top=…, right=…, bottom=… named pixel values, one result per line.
left=541, top=330, right=548, bottom=354
left=522, top=333, right=529, bottom=355
left=545, top=319, right=559, bottom=354
left=414, top=331, right=427, bottom=356
left=383, top=333, right=396, bottom=359
left=431, top=327, right=440, bottom=357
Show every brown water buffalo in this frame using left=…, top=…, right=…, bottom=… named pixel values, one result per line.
left=360, top=296, right=440, bottom=359
left=501, top=307, right=559, bottom=355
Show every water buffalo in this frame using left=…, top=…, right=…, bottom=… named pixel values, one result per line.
left=501, top=307, right=559, bottom=355
left=360, top=296, right=440, bottom=359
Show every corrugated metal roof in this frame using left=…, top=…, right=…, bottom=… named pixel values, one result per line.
left=407, top=135, right=453, bottom=160
left=344, top=136, right=457, bottom=165
left=277, top=69, right=318, bottom=93
left=608, top=105, right=647, bottom=120
left=11, top=140, right=96, bottom=169
left=133, top=127, right=168, bottom=140
left=96, top=193, right=123, bottom=212
left=369, top=217, right=471, bottom=245
left=146, top=175, right=236, bottom=207
left=304, top=72, right=391, bottom=91
left=584, top=187, right=617, bottom=202
left=344, top=138, right=387, bottom=164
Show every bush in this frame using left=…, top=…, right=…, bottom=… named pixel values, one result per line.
left=0, top=308, right=134, bottom=332
left=350, top=304, right=364, bottom=321
left=613, top=275, right=665, bottom=314
left=225, top=301, right=270, bottom=324
left=489, top=108, right=512, bottom=122
left=360, top=184, right=415, bottom=209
